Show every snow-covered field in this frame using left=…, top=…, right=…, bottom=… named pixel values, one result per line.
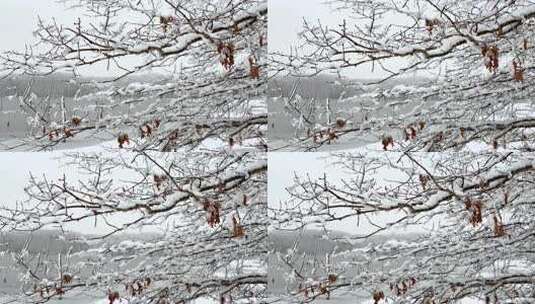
left=0, top=292, right=218, bottom=304
left=272, top=288, right=486, bottom=304
left=0, top=295, right=101, bottom=304
left=312, top=296, right=483, bottom=304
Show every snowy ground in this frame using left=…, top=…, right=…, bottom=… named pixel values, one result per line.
left=0, top=296, right=216, bottom=304
left=312, top=296, right=483, bottom=304
left=0, top=132, right=116, bottom=151
left=272, top=291, right=484, bottom=304
left=0, top=294, right=101, bottom=304
left=0, top=286, right=218, bottom=304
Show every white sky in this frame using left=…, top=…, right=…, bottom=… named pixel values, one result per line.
left=0, top=0, right=144, bottom=77
left=268, top=151, right=431, bottom=236
left=269, top=0, right=418, bottom=79
left=0, top=1, right=67, bottom=51
left=0, top=148, right=151, bottom=235
left=268, top=0, right=344, bottom=53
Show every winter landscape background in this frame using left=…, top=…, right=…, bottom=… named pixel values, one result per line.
left=0, top=0, right=534, bottom=303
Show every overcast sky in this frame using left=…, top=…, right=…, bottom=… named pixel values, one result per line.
left=0, top=149, right=153, bottom=235
left=0, top=0, right=141, bottom=77
left=269, top=0, right=419, bottom=79
left=268, top=151, right=433, bottom=236
left=268, top=0, right=345, bottom=53
left=0, top=1, right=69, bottom=53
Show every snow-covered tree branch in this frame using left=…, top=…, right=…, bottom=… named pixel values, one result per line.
left=270, top=152, right=535, bottom=303
left=271, top=0, right=535, bottom=152
left=1, top=0, right=267, bottom=152
left=1, top=151, right=267, bottom=303
left=0, top=1, right=267, bottom=303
